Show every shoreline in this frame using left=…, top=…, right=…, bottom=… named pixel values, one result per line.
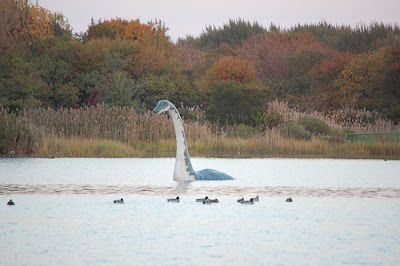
left=3, top=150, right=398, bottom=160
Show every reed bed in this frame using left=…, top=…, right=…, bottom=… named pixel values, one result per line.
left=267, top=100, right=400, bottom=132
left=37, top=137, right=143, bottom=158
left=1, top=104, right=399, bottom=159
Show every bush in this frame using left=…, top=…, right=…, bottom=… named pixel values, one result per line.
left=227, top=124, right=257, bottom=138
left=281, top=122, right=311, bottom=140
left=298, top=116, right=331, bottom=135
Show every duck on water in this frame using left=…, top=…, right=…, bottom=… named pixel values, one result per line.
left=114, top=198, right=124, bottom=204
left=167, top=197, right=180, bottom=202
left=154, top=100, right=235, bottom=181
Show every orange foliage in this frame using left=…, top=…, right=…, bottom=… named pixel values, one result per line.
left=125, top=21, right=172, bottom=79
left=333, top=48, right=388, bottom=110
left=87, top=18, right=153, bottom=42
left=128, top=42, right=168, bottom=78
left=205, top=56, right=257, bottom=86
left=1, top=0, right=68, bottom=49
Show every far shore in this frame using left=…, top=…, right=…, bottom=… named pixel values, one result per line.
left=2, top=137, right=399, bottom=160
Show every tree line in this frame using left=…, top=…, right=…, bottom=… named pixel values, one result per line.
left=1, top=0, right=399, bottom=127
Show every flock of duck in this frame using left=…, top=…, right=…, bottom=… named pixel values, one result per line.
left=5, top=191, right=292, bottom=206
left=7, top=196, right=293, bottom=206
left=165, top=196, right=293, bottom=204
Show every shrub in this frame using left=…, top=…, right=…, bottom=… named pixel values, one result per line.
left=227, top=124, right=257, bottom=138
left=206, top=80, right=273, bottom=125
left=281, top=122, right=311, bottom=140
left=298, top=116, right=331, bottom=135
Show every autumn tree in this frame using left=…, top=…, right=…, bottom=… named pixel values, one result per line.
left=334, top=48, right=388, bottom=111
left=85, top=18, right=153, bottom=42
left=204, top=56, right=257, bottom=87
left=0, top=0, right=73, bottom=110
left=175, top=37, right=205, bottom=72
left=384, top=45, right=400, bottom=122
left=125, top=20, right=173, bottom=79
left=237, top=32, right=332, bottom=80
left=0, top=0, right=70, bottom=53
left=204, top=56, right=274, bottom=124
left=307, top=52, right=355, bottom=110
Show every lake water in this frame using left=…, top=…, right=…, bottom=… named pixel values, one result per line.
left=1, top=158, right=400, bottom=265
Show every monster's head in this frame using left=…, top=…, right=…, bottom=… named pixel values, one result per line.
left=154, top=100, right=173, bottom=114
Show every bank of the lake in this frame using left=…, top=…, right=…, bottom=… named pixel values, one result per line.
left=29, top=137, right=400, bottom=160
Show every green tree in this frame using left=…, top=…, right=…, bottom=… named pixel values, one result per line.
left=206, top=80, right=273, bottom=125
left=135, top=74, right=188, bottom=110
left=33, top=34, right=80, bottom=108
left=197, top=19, right=267, bottom=50
left=0, top=48, right=44, bottom=111
left=83, top=52, right=137, bottom=108
left=291, top=22, right=400, bottom=53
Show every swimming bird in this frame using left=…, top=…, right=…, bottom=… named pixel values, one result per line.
left=286, top=197, right=293, bottom=202
left=167, top=196, right=180, bottom=202
left=241, top=198, right=254, bottom=205
left=209, top=198, right=219, bottom=203
left=114, top=198, right=124, bottom=204
left=196, top=196, right=209, bottom=202
left=154, top=100, right=235, bottom=181
left=251, top=196, right=259, bottom=202
left=7, top=199, right=15, bottom=205
left=202, top=199, right=212, bottom=204
left=237, top=197, right=244, bottom=203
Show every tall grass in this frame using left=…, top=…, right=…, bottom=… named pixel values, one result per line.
left=0, top=108, right=42, bottom=156
left=1, top=104, right=399, bottom=159
left=266, top=100, right=400, bottom=133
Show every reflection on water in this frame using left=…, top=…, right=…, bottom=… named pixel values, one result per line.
left=1, top=184, right=400, bottom=198
left=1, top=158, right=400, bottom=198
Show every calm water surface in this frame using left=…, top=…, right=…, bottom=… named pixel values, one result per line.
left=1, top=158, right=400, bottom=265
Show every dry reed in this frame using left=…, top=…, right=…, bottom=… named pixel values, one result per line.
left=1, top=104, right=399, bottom=159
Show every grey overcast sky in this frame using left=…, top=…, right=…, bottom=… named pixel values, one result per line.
left=38, top=0, right=400, bottom=42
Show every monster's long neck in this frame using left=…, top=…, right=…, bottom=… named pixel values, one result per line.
left=167, top=106, right=195, bottom=181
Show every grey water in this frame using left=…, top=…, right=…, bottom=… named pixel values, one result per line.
left=1, top=158, right=400, bottom=265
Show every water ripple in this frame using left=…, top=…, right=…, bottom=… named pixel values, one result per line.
left=1, top=184, right=400, bottom=198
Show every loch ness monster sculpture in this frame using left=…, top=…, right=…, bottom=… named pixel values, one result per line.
left=154, top=100, right=235, bottom=181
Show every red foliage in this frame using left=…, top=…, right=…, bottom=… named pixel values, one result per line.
left=236, top=32, right=332, bottom=79
left=309, top=52, right=356, bottom=82
left=86, top=90, right=98, bottom=106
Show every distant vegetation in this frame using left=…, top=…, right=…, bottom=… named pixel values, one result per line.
left=1, top=0, right=399, bottom=158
